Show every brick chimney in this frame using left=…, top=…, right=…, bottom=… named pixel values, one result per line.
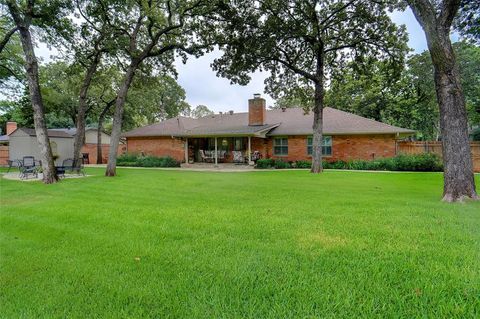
left=6, top=121, right=17, bottom=135
left=248, top=93, right=266, bottom=126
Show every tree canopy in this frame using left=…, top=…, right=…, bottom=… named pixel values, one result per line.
left=213, top=0, right=408, bottom=172
left=327, top=42, right=480, bottom=140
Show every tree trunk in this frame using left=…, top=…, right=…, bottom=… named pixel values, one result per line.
left=105, top=63, right=138, bottom=176
left=73, top=53, right=101, bottom=168
left=407, top=0, right=478, bottom=201
left=432, top=40, right=477, bottom=201
left=7, top=3, right=57, bottom=183
left=311, top=51, right=325, bottom=174
left=97, top=100, right=114, bottom=164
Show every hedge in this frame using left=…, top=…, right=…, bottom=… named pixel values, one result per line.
left=255, top=153, right=443, bottom=172
left=117, top=153, right=180, bottom=168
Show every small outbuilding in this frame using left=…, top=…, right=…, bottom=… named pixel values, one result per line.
left=9, top=127, right=74, bottom=165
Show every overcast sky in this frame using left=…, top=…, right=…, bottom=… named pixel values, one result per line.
left=35, top=8, right=432, bottom=113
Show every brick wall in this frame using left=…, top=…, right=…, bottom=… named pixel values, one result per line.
left=251, top=134, right=397, bottom=162
left=126, top=134, right=397, bottom=164
left=81, top=143, right=126, bottom=164
left=126, top=137, right=185, bottom=161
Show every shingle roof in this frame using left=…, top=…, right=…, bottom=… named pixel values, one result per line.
left=123, top=107, right=415, bottom=138
left=267, top=107, right=415, bottom=135
left=16, top=127, right=73, bottom=138
left=50, top=127, right=101, bottom=136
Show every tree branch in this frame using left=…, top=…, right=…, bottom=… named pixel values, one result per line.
left=439, top=0, right=461, bottom=28
left=0, top=27, right=18, bottom=54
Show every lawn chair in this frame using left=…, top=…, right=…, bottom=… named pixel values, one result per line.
left=7, top=160, right=20, bottom=173
left=252, top=151, right=262, bottom=163
left=82, top=153, right=90, bottom=164
left=232, top=151, right=244, bottom=164
left=199, top=150, right=213, bottom=163
left=218, top=150, right=226, bottom=163
left=19, top=157, right=39, bottom=180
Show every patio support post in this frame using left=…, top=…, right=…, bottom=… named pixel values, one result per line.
left=184, top=138, right=188, bottom=163
left=248, top=136, right=252, bottom=164
left=214, top=137, right=218, bottom=166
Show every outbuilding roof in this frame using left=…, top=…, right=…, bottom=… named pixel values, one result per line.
left=12, top=127, right=73, bottom=138
left=123, top=107, right=415, bottom=138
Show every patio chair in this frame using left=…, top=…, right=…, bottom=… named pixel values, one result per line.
left=82, top=153, right=90, bottom=164
left=18, top=157, right=39, bottom=180
left=252, top=151, right=262, bottom=163
left=7, top=160, right=20, bottom=173
left=23, top=156, right=35, bottom=168
left=199, top=150, right=213, bottom=163
left=218, top=150, right=226, bottom=163
left=232, top=151, right=244, bottom=164
left=62, top=158, right=85, bottom=175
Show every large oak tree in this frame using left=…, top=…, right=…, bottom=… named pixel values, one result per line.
left=406, top=0, right=478, bottom=201
left=3, top=0, right=71, bottom=183
left=89, top=0, right=216, bottom=177
left=214, top=0, right=408, bottom=173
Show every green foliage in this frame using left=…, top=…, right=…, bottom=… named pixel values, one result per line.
left=294, top=160, right=312, bottom=169
left=327, top=41, right=480, bottom=140
left=273, top=160, right=291, bottom=169
left=454, top=0, right=479, bottom=44
left=256, top=154, right=443, bottom=172
left=214, top=0, right=408, bottom=111
left=322, top=153, right=443, bottom=172
left=0, top=16, right=24, bottom=94
left=190, top=105, right=214, bottom=119
left=116, top=153, right=180, bottom=168
left=255, top=158, right=275, bottom=169
left=127, top=73, right=191, bottom=124
left=472, top=127, right=480, bottom=141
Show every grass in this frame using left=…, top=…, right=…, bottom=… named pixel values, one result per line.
left=1, top=168, right=479, bottom=318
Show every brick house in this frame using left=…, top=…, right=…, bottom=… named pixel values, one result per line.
left=123, top=94, right=415, bottom=164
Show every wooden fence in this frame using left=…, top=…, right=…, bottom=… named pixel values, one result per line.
left=397, top=141, right=480, bottom=172
left=0, top=145, right=8, bottom=166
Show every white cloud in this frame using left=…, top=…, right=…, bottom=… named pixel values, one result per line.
left=174, top=50, right=274, bottom=113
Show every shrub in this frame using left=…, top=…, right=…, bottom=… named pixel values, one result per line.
left=274, top=159, right=291, bottom=169
left=295, top=160, right=312, bottom=168
left=117, top=154, right=180, bottom=167
left=391, top=153, right=443, bottom=172
left=471, top=127, right=480, bottom=141
left=255, top=158, right=275, bottom=169
left=117, top=153, right=139, bottom=165
left=324, top=153, right=443, bottom=172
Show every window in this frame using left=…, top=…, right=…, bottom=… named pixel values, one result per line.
left=233, top=137, right=244, bottom=151
left=307, top=136, right=332, bottom=156
left=274, top=137, right=288, bottom=156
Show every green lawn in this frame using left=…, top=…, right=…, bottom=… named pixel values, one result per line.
left=1, top=168, right=479, bottom=318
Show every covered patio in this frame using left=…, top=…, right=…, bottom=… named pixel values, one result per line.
left=184, top=136, right=257, bottom=165
left=181, top=124, right=278, bottom=165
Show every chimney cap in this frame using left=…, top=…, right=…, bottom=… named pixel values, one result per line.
left=253, top=93, right=261, bottom=99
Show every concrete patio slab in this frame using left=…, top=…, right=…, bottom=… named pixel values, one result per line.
left=1, top=172, right=90, bottom=181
